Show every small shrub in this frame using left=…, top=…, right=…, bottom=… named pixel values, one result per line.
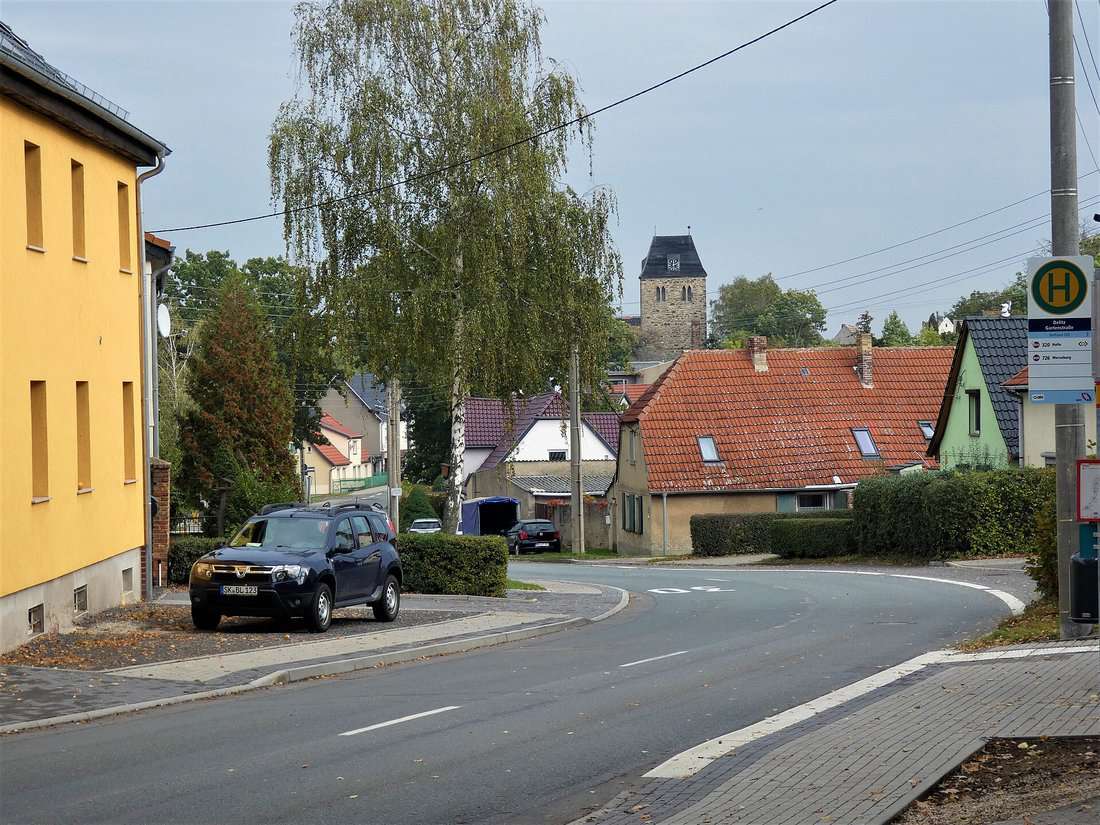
left=1027, top=495, right=1058, bottom=601
left=771, top=518, right=855, bottom=558
left=168, top=537, right=224, bottom=583
left=398, top=533, right=507, bottom=597
left=400, top=486, right=437, bottom=531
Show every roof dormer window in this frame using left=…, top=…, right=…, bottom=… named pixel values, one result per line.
left=667, top=254, right=680, bottom=272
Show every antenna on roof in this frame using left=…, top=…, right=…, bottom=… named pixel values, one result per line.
left=687, top=225, right=691, bottom=235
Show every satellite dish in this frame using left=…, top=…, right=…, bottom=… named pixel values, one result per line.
left=157, top=303, right=171, bottom=338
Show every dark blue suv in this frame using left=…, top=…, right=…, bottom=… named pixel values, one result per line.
left=188, top=503, right=402, bottom=632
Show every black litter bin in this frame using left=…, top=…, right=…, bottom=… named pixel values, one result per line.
left=1070, top=553, right=1098, bottom=624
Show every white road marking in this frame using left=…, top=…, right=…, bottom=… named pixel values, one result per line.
left=339, top=705, right=461, bottom=737
left=620, top=650, right=689, bottom=669
left=886, top=573, right=1026, bottom=615
left=643, top=641, right=1099, bottom=779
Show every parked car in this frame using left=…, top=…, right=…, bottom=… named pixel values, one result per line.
left=503, top=519, right=561, bottom=554
left=407, top=518, right=443, bottom=534
left=188, top=503, right=402, bottom=632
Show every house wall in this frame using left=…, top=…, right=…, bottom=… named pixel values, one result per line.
left=1017, top=395, right=1098, bottom=467
left=536, top=497, right=611, bottom=551
left=319, top=426, right=366, bottom=480
left=463, top=448, right=493, bottom=485
left=321, top=387, right=384, bottom=463
left=612, top=422, right=656, bottom=556
left=301, top=445, right=336, bottom=495
left=507, top=420, right=615, bottom=462
left=1, top=98, right=147, bottom=651
left=636, top=360, right=675, bottom=383
left=937, top=338, right=1011, bottom=469
left=658, top=492, right=777, bottom=554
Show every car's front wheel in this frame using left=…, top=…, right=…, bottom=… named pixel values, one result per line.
left=372, top=575, right=400, bottom=622
left=191, top=605, right=221, bottom=631
left=307, top=582, right=333, bottom=632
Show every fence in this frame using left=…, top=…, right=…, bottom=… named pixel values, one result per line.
left=170, top=515, right=205, bottom=535
left=332, top=473, right=388, bottom=495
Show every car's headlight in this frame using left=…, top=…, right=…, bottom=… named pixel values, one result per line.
left=272, top=564, right=307, bottom=585
left=192, top=561, right=213, bottom=580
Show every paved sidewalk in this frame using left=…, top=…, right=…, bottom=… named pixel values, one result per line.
left=0, top=583, right=626, bottom=731
left=573, top=641, right=1100, bottom=825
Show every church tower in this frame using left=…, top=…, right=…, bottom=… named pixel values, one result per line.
left=638, top=234, right=708, bottom=360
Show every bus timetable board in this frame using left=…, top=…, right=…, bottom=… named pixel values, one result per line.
left=1027, top=257, right=1094, bottom=404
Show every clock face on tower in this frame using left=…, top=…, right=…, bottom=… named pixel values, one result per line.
left=667, top=254, right=680, bottom=272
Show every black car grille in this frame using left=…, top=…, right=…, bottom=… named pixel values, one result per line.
left=211, top=564, right=272, bottom=584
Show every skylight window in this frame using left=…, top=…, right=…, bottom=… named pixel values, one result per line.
left=698, top=436, right=720, bottom=463
left=852, top=428, right=879, bottom=458
left=918, top=421, right=935, bottom=440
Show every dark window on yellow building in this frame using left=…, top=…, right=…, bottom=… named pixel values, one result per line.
left=30, top=381, right=49, bottom=500
left=25, top=141, right=43, bottom=249
left=117, top=182, right=131, bottom=271
left=122, top=381, right=136, bottom=481
left=71, top=160, right=86, bottom=259
left=76, top=381, right=91, bottom=491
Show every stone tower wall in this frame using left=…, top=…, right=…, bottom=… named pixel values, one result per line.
left=639, top=276, right=707, bottom=359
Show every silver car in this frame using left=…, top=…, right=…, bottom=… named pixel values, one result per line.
left=407, top=518, right=443, bottom=534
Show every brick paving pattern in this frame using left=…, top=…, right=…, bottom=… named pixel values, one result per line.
left=575, top=648, right=1100, bottom=825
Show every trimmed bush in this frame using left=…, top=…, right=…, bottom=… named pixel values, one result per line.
left=690, top=510, right=851, bottom=557
left=398, top=533, right=507, bottom=597
left=772, top=518, right=855, bottom=559
left=168, top=537, right=224, bottom=583
left=1026, top=477, right=1058, bottom=600
left=852, top=468, right=1054, bottom=561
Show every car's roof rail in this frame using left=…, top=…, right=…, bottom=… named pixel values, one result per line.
left=260, top=502, right=299, bottom=515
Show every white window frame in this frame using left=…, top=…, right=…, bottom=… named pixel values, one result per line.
left=852, top=428, right=879, bottom=458
left=698, top=435, right=720, bottom=463
left=796, top=492, right=828, bottom=512
left=918, top=421, right=934, bottom=440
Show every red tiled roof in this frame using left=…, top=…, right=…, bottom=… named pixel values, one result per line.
left=313, top=442, right=350, bottom=467
left=144, top=231, right=172, bottom=250
left=611, top=382, right=651, bottom=403
left=628, top=346, right=953, bottom=492
left=1002, top=367, right=1028, bottom=387
left=320, top=412, right=360, bottom=439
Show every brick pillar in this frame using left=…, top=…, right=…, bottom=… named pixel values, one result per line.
left=150, top=459, right=171, bottom=592
left=856, top=333, right=874, bottom=388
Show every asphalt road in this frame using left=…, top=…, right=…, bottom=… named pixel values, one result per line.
left=0, top=563, right=1015, bottom=825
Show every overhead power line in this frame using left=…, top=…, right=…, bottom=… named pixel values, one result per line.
left=150, top=0, right=840, bottom=234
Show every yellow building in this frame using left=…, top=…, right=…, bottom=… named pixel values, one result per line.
left=0, top=24, right=168, bottom=652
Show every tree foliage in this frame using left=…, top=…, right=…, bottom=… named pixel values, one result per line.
left=855, top=310, right=873, bottom=334
left=177, top=276, right=299, bottom=513
left=712, top=274, right=826, bottom=347
left=269, top=0, right=622, bottom=529
left=879, top=311, right=912, bottom=346
left=162, top=250, right=346, bottom=448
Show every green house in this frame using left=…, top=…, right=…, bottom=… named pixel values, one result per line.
left=928, top=317, right=1027, bottom=469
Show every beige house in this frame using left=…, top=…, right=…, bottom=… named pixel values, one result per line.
left=303, top=413, right=367, bottom=496
left=320, top=373, right=406, bottom=476
left=612, top=337, right=953, bottom=556
left=1002, top=367, right=1098, bottom=467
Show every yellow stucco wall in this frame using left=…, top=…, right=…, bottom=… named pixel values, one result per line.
left=1019, top=395, right=1098, bottom=467
left=1, top=97, right=145, bottom=597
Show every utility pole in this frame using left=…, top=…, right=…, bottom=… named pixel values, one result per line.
left=569, top=345, right=585, bottom=554
left=1049, top=0, right=1087, bottom=639
left=387, top=378, right=402, bottom=529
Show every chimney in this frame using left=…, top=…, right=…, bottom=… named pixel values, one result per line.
left=748, top=336, right=768, bottom=372
left=856, top=332, right=873, bottom=387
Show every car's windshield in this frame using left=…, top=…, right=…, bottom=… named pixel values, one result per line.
left=412, top=519, right=440, bottom=527
left=229, top=517, right=329, bottom=549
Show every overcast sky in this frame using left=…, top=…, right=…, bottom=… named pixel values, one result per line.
left=6, top=0, right=1100, bottom=335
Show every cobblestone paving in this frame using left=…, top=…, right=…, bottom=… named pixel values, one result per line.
left=574, top=648, right=1100, bottom=825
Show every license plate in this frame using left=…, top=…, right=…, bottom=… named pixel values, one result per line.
left=220, top=585, right=258, bottom=596
left=536, top=542, right=550, bottom=548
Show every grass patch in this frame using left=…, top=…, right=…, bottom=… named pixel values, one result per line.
left=956, top=599, right=1067, bottom=651
left=517, top=547, right=618, bottom=562
left=506, top=579, right=546, bottom=591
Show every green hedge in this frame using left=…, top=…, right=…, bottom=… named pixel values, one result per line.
left=397, top=533, right=507, bottom=597
left=690, top=510, right=851, bottom=557
left=852, top=468, right=1053, bottom=561
left=772, top=518, right=855, bottom=559
left=168, top=537, right=224, bottom=583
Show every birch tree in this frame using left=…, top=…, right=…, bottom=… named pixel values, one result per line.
left=270, top=0, right=621, bottom=529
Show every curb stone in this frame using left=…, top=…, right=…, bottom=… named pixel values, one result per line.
left=0, top=584, right=630, bottom=735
